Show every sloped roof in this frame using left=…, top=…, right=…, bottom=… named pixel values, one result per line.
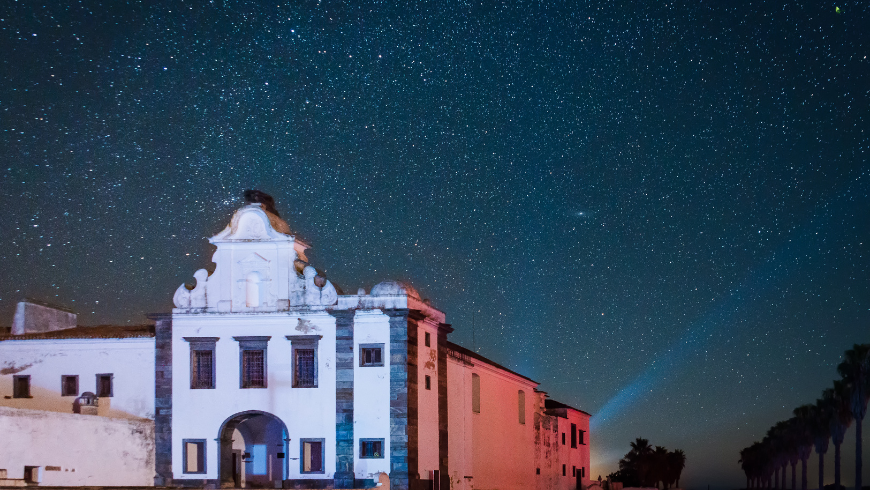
left=445, top=341, right=538, bottom=385
left=544, top=398, right=592, bottom=417
left=0, top=324, right=155, bottom=341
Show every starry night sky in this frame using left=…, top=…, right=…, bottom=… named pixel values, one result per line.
left=2, top=1, right=869, bottom=487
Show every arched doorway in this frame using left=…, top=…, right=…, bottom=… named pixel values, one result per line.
left=218, top=411, right=288, bottom=488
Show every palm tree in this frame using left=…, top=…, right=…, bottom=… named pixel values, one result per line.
left=824, top=380, right=854, bottom=490
left=769, top=420, right=792, bottom=489
left=652, top=446, right=669, bottom=488
left=793, top=405, right=815, bottom=490
left=629, top=438, right=653, bottom=486
left=670, top=449, right=686, bottom=488
left=811, top=398, right=832, bottom=490
left=837, top=344, right=870, bottom=490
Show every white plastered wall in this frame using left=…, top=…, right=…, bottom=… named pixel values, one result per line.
left=352, top=310, right=391, bottom=481
left=170, top=311, right=337, bottom=482
left=0, top=406, right=154, bottom=485
left=0, top=338, right=155, bottom=419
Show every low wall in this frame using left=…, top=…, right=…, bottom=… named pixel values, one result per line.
left=0, top=406, right=154, bottom=486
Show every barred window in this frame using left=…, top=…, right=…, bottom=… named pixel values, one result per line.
left=360, top=439, right=384, bottom=459
left=295, top=349, right=315, bottom=388
left=185, top=337, right=219, bottom=390
left=192, top=350, right=214, bottom=389
left=243, top=350, right=266, bottom=388
left=288, top=335, right=319, bottom=388
left=234, top=336, right=270, bottom=389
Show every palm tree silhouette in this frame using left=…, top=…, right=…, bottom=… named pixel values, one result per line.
left=793, top=405, right=815, bottom=490
left=836, top=344, right=870, bottom=490
left=669, top=449, right=686, bottom=488
left=824, top=380, right=854, bottom=490
left=811, top=398, right=832, bottom=490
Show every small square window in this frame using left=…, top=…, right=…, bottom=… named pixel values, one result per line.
left=96, top=374, right=113, bottom=397
left=183, top=439, right=206, bottom=474
left=301, top=439, right=324, bottom=473
left=61, top=375, right=78, bottom=397
left=13, top=375, right=31, bottom=398
left=425, top=375, right=431, bottom=390
left=359, top=344, right=384, bottom=367
left=424, top=332, right=431, bottom=347
left=359, top=439, right=384, bottom=459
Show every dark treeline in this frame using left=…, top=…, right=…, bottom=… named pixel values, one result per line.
left=739, top=344, right=870, bottom=490
left=608, top=438, right=686, bottom=489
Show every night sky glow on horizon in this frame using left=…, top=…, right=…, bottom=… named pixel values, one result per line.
left=2, top=1, right=869, bottom=488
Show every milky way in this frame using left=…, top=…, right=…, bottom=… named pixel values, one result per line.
left=2, top=1, right=868, bottom=487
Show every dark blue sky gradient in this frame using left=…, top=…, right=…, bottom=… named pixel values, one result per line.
left=2, top=1, right=869, bottom=487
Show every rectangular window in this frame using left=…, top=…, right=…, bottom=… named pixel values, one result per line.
left=424, top=332, right=431, bottom=347
left=471, top=373, right=480, bottom=413
left=359, top=439, right=384, bottom=459
left=581, top=467, right=586, bottom=478
left=359, top=344, right=384, bottom=367
left=288, top=335, right=319, bottom=388
left=242, top=350, right=265, bottom=388
left=61, top=375, right=78, bottom=397
left=96, top=373, right=113, bottom=397
left=183, top=439, right=206, bottom=474
left=573, top=466, right=576, bottom=477
left=295, top=349, right=315, bottom=387
left=13, top=375, right=30, bottom=398
left=234, top=336, right=270, bottom=389
left=562, top=433, right=566, bottom=445
left=301, top=439, right=324, bottom=473
left=571, top=423, right=577, bottom=448
left=579, top=430, right=585, bottom=445
left=562, top=464, right=566, bottom=476
left=425, top=375, right=431, bottom=390
left=518, top=390, right=526, bottom=425
left=185, top=337, right=218, bottom=390
left=192, top=350, right=214, bottom=389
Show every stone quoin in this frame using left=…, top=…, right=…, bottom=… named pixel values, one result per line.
left=0, top=192, right=592, bottom=490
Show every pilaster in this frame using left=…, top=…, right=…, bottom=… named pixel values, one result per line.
left=330, top=310, right=356, bottom=488
left=151, top=314, right=173, bottom=486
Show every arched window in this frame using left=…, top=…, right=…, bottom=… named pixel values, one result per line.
left=471, top=373, right=481, bottom=413
left=246, top=272, right=260, bottom=307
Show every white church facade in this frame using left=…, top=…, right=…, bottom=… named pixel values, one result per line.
left=0, top=192, right=591, bottom=490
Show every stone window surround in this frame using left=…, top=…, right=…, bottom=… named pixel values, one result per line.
left=299, top=438, right=325, bottom=474
left=182, top=439, right=207, bottom=474
left=358, top=343, right=385, bottom=367
left=61, top=375, right=78, bottom=397
left=234, top=336, right=271, bottom=389
left=13, top=375, right=31, bottom=398
left=96, top=373, right=114, bottom=397
left=359, top=438, right=385, bottom=459
left=286, top=335, right=320, bottom=388
left=184, top=337, right=219, bottom=389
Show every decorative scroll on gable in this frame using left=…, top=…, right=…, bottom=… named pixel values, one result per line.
left=172, top=193, right=338, bottom=313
